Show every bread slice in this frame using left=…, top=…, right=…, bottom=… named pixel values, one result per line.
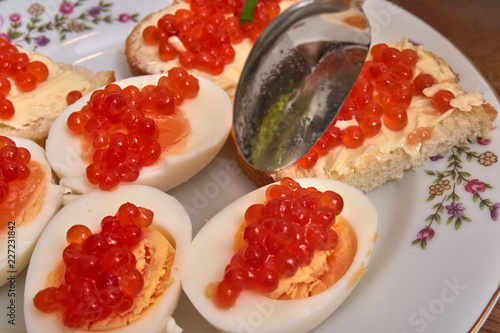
left=124, top=0, right=299, bottom=100
left=236, top=39, right=498, bottom=192
left=0, top=48, right=115, bottom=146
left=237, top=103, right=497, bottom=191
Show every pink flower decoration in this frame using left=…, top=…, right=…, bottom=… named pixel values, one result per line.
left=118, top=13, right=131, bottom=23
left=476, top=137, right=491, bottom=145
left=9, top=13, right=21, bottom=22
left=417, top=228, right=435, bottom=241
left=491, top=203, right=500, bottom=221
left=59, top=2, right=75, bottom=15
left=464, top=179, right=486, bottom=194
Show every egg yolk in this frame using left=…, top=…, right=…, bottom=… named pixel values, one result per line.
left=297, top=42, right=456, bottom=168
left=0, top=161, right=46, bottom=231
left=33, top=202, right=175, bottom=330
left=211, top=177, right=357, bottom=308
left=66, top=67, right=198, bottom=191
left=0, top=136, right=46, bottom=231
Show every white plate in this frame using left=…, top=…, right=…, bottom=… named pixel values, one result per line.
left=1, top=0, right=499, bottom=332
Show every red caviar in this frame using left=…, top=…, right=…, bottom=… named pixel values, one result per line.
left=213, top=177, right=343, bottom=308
left=432, top=89, right=455, bottom=112
left=33, top=202, right=153, bottom=329
left=298, top=42, right=458, bottom=168
left=0, top=136, right=47, bottom=232
left=0, top=136, right=31, bottom=204
left=0, top=37, right=51, bottom=119
left=66, top=90, right=83, bottom=105
left=142, top=0, right=283, bottom=74
left=66, top=67, right=199, bottom=191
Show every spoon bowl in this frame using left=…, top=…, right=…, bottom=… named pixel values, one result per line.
left=232, top=0, right=371, bottom=171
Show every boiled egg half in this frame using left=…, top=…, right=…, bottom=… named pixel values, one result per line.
left=182, top=178, right=377, bottom=333
left=23, top=184, right=192, bottom=332
left=0, top=136, right=62, bottom=286
left=45, top=74, right=232, bottom=199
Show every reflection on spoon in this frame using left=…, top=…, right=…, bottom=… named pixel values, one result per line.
left=233, top=0, right=371, bottom=171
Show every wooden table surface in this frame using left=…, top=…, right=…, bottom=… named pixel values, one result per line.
left=387, top=1, right=500, bottom=332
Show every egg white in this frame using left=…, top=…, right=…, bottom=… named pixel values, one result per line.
left=0, top=136, right=62, bottom=287
left=181, top=178, right=377, bottom=333
left=23, top=184, right=192, bottom=333
left=45, top=74, right=233, bottom=199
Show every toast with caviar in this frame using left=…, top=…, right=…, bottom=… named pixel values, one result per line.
left=125, top=0, right=301, bottom=100
left=236, top=39, right=497, bottom=192
left=0, top=38, right=115, bottom=145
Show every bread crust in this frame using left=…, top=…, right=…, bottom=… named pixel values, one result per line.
left=125, top=0, right=186, bottom=77
left=125, top=10, right=165, bottom=77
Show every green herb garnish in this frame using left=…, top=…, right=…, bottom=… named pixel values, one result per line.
left=239, top=0, right=259, bottom=24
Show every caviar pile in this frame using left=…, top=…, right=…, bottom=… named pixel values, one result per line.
left=298, top=43, right=457, bottom=169
left=33, top=202, right=155, bottom=329
left=142, top=0, right=283, bottom=75
left=214, top=177, right=343, bottom=308
left=66, top=67, right=199, bottom=191
left=0, top=136, right=32, bottom=203
left=0, top=38, right=50, bottom=119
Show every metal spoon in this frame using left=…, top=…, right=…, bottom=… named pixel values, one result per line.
left=232, top=0, right=371, bottom=171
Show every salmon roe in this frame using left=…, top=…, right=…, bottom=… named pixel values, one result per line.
left=66, top=67, right=200, bottom=191
left=0, top=37, right=51, bottom=119
left=0, top=136, right=31, bottom=204
left=297, top=42, right=457, bottom=168
left=33, top=202, right=154, bottom=329
left=213, top=177, right=343, bottom=308
left=142, top=0, right=283, bottom=75
left=66, top=90, right=83, bottom=105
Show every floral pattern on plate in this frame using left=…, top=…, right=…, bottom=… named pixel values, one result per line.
left=0, top=0, right=139, bottom=49
left=412, top=132, right=499, bottom=249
